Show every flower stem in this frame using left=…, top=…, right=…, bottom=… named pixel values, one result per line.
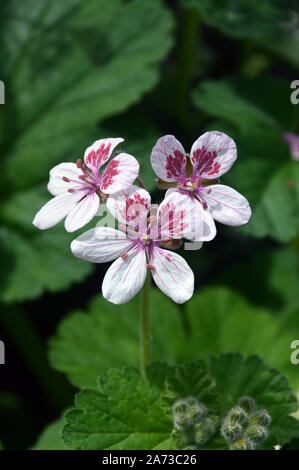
left=140, top=271, right=151, bottom=378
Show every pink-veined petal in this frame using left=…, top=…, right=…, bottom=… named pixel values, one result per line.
left=100, top=153, right=139, bottom=194
left=195, top=199, right=217, bottom=241
left=47, top=162, right=82, bottom=196
left=156, top=190, right=203, bottom=241
left=32, top=191, right=83, bottom=230
left=71, top=227, right=134, bottom=263
left=102, top=246, right=147, bottom=304
left=107, top=185, right=151, bottom=228
left=84, top=137, right=124, bottom=171
left=64, top=192, right=100, bottom=232
left=150, top=135, right=186, bottom=182
left=200, top=184, right=251, bottom=226
left=164, top=189, right=216, bottom=241
left=150, top=247, right=194, bottom=304
left=190, top=131, right=237, bottom=179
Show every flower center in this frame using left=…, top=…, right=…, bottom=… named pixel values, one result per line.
left=186, top=181, right=195, bottom=191
left=64, top=159, right=101, bottom=194
left=140, top=234, right=150, bottom=245
left=182, top=177, right=200, bottom=193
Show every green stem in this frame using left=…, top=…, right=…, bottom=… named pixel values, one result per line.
left=140, top=271, right=151, bottom=378
left=174, top=8, right=200, bottom=126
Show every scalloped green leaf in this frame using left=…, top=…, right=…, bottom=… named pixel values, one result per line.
left=207, top=353, right=299, bottom=448
left=62, top=356, right=299, bottom=450
left=62, top=361, right=217, bottom=450
left=49, top=287, right=299, bottom=390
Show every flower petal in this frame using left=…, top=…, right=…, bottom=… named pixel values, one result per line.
left=195, top=199, right=217, bottom=241
left=156, top=190, right=203, bottom=241
left=64, top=192, right=100, bottom=232
left=47, top=162, right=82, bottom=196
left=32, top=191, right=83, bottom=230
left=84, top=137, right=124, bottom=171
left=100, top=153, right=139, bottom=194
left=107, top=185, right=151, bottom=227
left=151, top=135, right=186, bottom=182
left=190, top=131, right=237, bottom=179
left=102, top=246, right=147, bottom=304
left=200, top=184, right=251, bottom=226
left=150, top=247, right=194, bottom=304
left=71, top=227, right=134, bottom=263
left=164, top=189, right=216, bottom=241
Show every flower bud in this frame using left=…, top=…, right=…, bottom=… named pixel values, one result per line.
left=238, top=396, right=255, bottom=415
left=245, top=424, right=268, bottom=446
left=230, top=438, right=246, bottom=450
left=194, top=415, right=218, bottom=446
left=250, top=410, right=271, bottom=427
left=221, top=420, right=243, bottom=442
left=172, top=397, right=216, bottom=448
left=227, top=406, right=249, bottom=429
left=173, top=397, right=208, bottom=430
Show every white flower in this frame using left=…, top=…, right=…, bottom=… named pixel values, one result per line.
left=33, top=138, right=139, bottom=232
left=71, top=186, right=195, bottom=304
left=150, top=132, right=252, bottom=241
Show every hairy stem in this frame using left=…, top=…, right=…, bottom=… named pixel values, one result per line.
left=140, top=271, right=151, bottom=378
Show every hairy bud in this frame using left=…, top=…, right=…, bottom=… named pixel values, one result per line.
left=173, top=397, right=208, bottom=430
left=250, top=410, right=271, bottom=427
left=172, top=397, right=217, bottom=449
left=230, top=438, right=247, bottom=450
left=194, top=415, right=218, bottom=446
left=238, top=396, right=255, bottom=415
left=221, top=420, right=243, bottom=442
left=246, top=424, right=268, bottom=445
left=221, top=396, right=271, bottom=450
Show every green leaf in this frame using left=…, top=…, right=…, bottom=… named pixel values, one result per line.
left=193, top=80, right=283, bottom=135
left=0, top=0, right=173, bottom=302
left=99, top=111, right=159, bottom=191
left=32, top=418, right=68, bottom=450
left=62, top=361, right=218, bottom=450
left=0, top=223, right=92, bottom=303
left=214, top=246, right=299, bottom=312
left=49, top=290, right=183, bottom=389
left=62, top=356, right=299, bottom=450
left=49, top=286, right=299, bottom=390
left=207, top=353, right=299, bottom=448
left=63, top=366, right=173, bottom=450
left=193, top=78, right=299, bottom=242
left=0, top=0, right=173, bottom=191
left=180, top=0, right=299, bottom=69
left=241, top=161, right=299, bottom=241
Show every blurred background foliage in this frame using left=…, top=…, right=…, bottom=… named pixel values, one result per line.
left=0, top=0, right=299, bottom=449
